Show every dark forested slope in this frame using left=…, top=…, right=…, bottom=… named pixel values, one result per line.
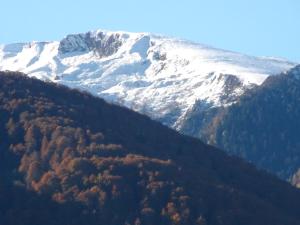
left=1, top=71, right=300, bottom=225
left=201, top=65, right=300, bottom=180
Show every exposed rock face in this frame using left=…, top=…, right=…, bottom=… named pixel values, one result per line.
left=58, top=31, right=123, bottom=57
left=176, top=73, right=255, bottom=136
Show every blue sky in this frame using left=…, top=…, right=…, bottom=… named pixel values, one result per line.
left=1, top=0, right=299, bottom=61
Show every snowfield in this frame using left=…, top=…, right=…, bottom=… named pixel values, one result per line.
left=0, top=29, right=296, bottom=128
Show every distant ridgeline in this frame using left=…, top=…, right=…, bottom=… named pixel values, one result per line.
left=1, top=71, right=300, bottom=225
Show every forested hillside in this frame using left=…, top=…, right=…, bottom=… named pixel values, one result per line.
left=1, top=71, right=300, bottom=225
left=201, top=66, right=300, bottom=180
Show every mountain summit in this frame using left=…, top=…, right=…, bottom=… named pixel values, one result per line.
left=0, top=29, right=296, bottom=129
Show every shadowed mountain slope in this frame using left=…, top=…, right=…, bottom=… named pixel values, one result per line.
left=187, top=65, right=300, bottom=181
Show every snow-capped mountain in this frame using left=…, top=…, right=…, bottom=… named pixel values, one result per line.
left=0, top=30, right=296, bottom=129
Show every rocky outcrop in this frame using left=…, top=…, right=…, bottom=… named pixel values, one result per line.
left=58, top=31, right=123, bottom=57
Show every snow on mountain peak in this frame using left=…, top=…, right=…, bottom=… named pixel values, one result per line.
left=0, top=29, right=297, bottom=128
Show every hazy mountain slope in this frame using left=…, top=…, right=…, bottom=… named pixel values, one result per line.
left=1, top=71, right=300, bottom=225
left=183, top=65, right=300, bottom=180
left=0, top=30, right=295, bottom=129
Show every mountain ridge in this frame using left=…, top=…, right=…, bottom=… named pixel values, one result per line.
left=0, top=29, right=296, bottom=131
